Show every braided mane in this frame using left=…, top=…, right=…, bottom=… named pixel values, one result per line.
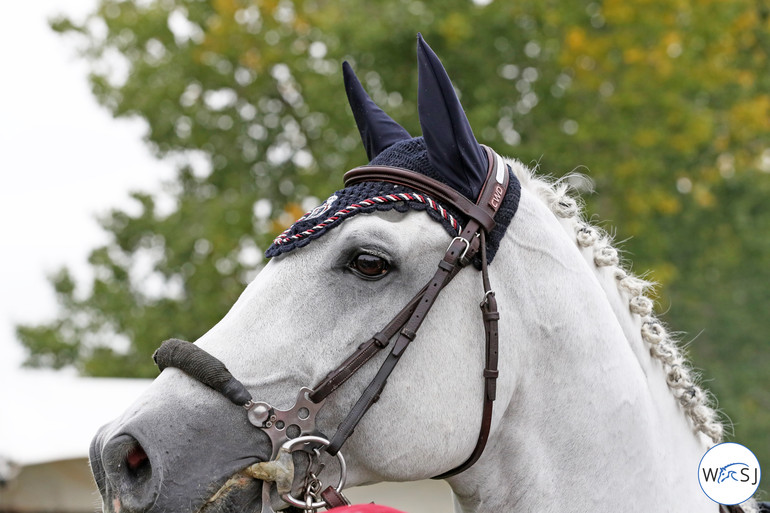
left=506, top=158, right=725, bottom=445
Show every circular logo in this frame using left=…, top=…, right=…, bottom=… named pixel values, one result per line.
left=305, top=195, right=338, bottom=220
left=698, top=442, right=761, bottom=505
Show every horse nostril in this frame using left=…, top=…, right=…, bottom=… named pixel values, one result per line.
left=125, top=444, right=150, bottom=478
left=111, top=436, right=152, bottom=486
left=102, top=434, right=159, bottom=511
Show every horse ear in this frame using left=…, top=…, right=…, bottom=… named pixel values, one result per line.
left=343, top=61, right=412, bottom=161
left=417, top=34, right=487, bottom=200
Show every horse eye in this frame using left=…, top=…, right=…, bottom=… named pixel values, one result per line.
left=349, top=253, right=390, bottom=279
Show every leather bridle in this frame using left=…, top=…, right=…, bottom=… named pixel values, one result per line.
left=153, top=146, right=513, bottom=510
left=317, top=145, right=509, bottom=476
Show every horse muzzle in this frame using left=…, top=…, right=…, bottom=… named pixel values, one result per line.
left=89, top=368, right=273, bottom=513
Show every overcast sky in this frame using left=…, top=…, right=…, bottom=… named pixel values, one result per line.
left=0, top=1, right=175, bottom=375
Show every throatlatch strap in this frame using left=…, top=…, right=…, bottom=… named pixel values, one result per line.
left=430, top=148, right=506, bottom=478
left=432, top=231, right=499, bottom=479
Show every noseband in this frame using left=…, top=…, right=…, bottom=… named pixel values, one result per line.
left=153, top=146, right=516, bottom=511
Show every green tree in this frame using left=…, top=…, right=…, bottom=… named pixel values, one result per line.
left=19, top=0, right=768, bottom=491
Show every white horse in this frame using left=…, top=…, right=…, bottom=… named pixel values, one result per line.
left=89, top=36, right=756, bottom=513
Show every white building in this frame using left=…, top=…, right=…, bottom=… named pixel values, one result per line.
left=0, top=372, right=152, bottom=512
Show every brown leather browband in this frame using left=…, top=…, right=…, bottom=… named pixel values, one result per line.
left=309, top=146, right=509, bottom=479
left=343, top=165, right=497, bottom=233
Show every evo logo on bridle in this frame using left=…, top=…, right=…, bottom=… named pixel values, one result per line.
left=489, top=151, right=506, bottom=210
left=489, top=184, right=505, bottom=210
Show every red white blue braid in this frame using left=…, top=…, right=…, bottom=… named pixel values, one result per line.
left=272, top=193, right=462, bottom=246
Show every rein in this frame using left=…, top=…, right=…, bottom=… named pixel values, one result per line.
left=153, top=146, right=514, bottom=511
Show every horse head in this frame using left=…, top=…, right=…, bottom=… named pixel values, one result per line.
left=90, top=35, right=735, bottom=513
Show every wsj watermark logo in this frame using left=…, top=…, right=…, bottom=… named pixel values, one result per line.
left=699, top=442, right=761, bottom=505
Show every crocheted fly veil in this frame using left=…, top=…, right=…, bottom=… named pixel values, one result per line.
left=265, top=35, right=520, bottom=262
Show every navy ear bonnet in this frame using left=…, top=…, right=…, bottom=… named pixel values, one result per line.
left=264, top=137, right=520, bottom=264
left=265, top=35, right=521, bottom=264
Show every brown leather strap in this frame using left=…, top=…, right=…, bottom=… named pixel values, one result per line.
left=323, top=146, right=510, bottom=478
left=320, top=485, right=350, bottom=509
left=326, top=237, right=473, bottom=455
left=344, top=166, right=496, bottom=233
left=433, top=230, right=500, bottom=479
left=431, top=147, right=507, bottom=478
left=309, top=285, right=428, bottom=403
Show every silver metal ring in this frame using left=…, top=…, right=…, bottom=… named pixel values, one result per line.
left=280, top=435, right=347, bottom=510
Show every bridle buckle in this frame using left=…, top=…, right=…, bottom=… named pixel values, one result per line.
left=448, top=236, right=472, bottom=263
left=480, top=290, right=496, bottom=308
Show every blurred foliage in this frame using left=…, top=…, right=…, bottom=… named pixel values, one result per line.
left=18, top=0, right=768, bottom=490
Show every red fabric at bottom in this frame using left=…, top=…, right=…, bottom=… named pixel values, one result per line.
left=328, top=505, right=408, bottom=513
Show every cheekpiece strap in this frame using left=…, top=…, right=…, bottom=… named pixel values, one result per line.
left=322, top=146, right=510, bottom=478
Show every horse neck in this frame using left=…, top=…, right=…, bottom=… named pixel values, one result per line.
left=446, top=175, right=717, bottom=512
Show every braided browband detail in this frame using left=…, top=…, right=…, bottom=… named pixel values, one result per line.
left=272, top=192, right=461, bottom=246
left=344, top=165, right=496, bottom=233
